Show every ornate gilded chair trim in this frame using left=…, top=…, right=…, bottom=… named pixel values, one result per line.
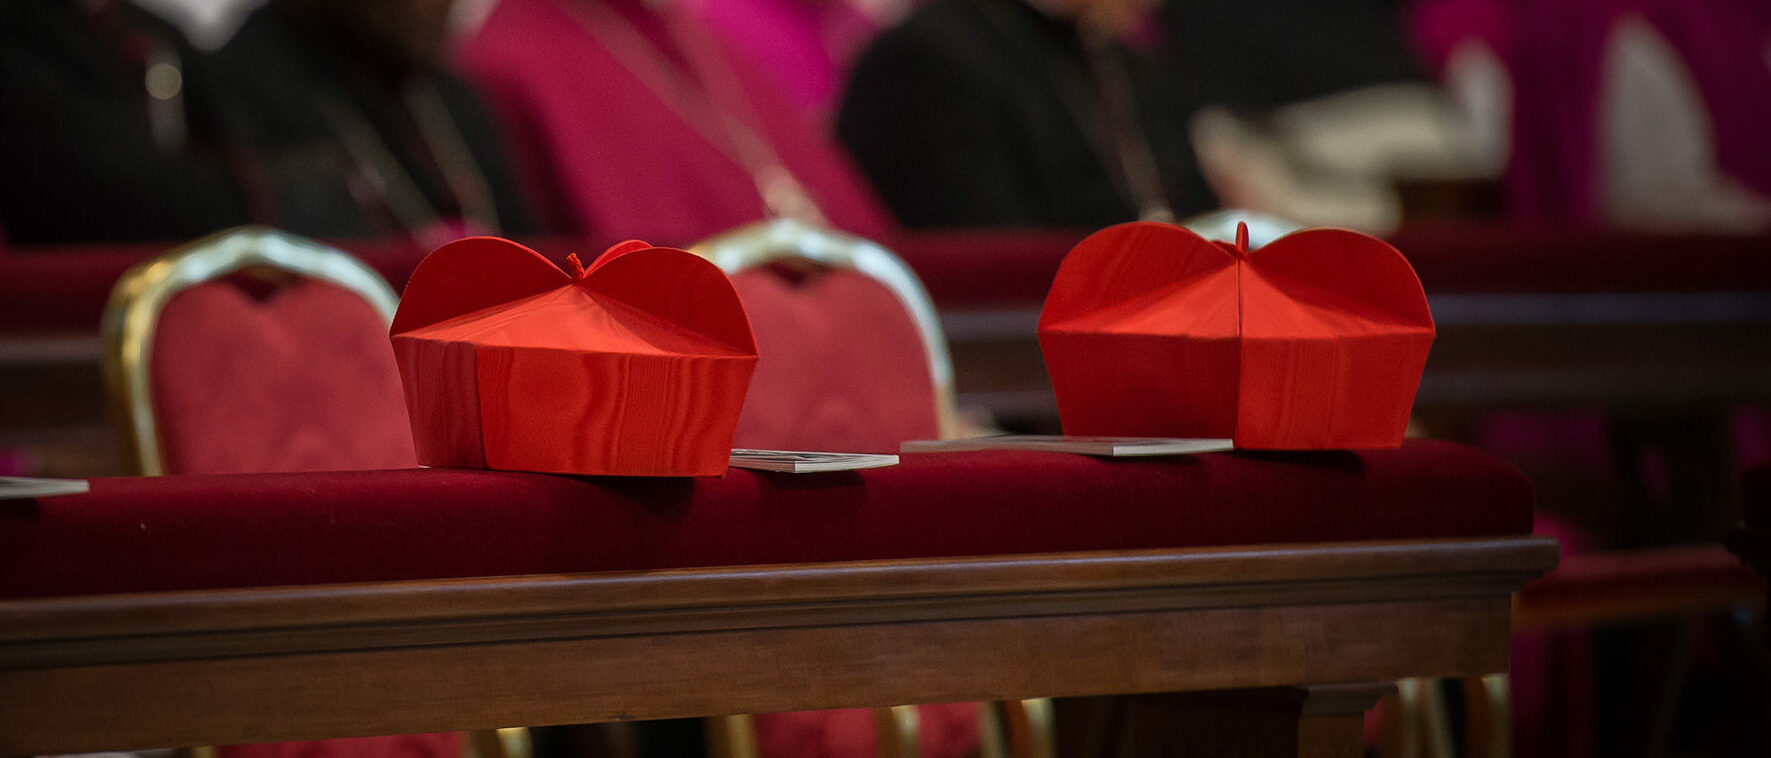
left=691, top=218, right=959, bottom=440
left=101, top=227, right=400, bottom=476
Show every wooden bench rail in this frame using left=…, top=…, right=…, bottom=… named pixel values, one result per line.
left=0, top=537, right=1556, bottom=755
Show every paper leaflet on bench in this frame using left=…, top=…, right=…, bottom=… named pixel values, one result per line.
left=0, top=477, right=90, bottom=499
left=729, top=449, right=900, bottom=473
left=901, top=436, right=1233, bottom=457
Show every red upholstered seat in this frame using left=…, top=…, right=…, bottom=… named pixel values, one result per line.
left=751, top=707, right=977, bottom=758
left=0, top=440, right=1533, bottom=599
left=215, top=733, right=461, bottom=758
left=152, top=336, right=436, bottom=758
left=730, top=265, right=939, bottom=453
left=105, top=234, right=448, bottom=758
left=715, top=242, right=954, bottom=758
left=151, top=280, right=417, bottom=474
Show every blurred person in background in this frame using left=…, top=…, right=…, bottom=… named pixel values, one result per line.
left=0, top=0, right=248, bottom=244
left=454, top=0, right=893, bottom=246
left=1164, top=0, right=1423, bottom=112
left=0, top=0, right=531, bottom=246
left=696, top=0, right=912, bottom=120
left=205, top=0, right=532, bottom=244
left=836, top=0, right=1218, bottom=229
left=1411, top=0, right=1771, bottom=230
left=1168, top=0, right=1500, bottom=233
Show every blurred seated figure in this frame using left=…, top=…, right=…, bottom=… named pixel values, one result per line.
left=1410, top=0, right=1771, bottom=230
left=836, top=0, right=1218, bottom=228
left=455, top=0, right=893, bottom=246
left=695, top=0, right=910, bottom=118
left=204, top=0, right=533, bottom=245
left=133, top=0, right=267, bottom=51
left=1164, top=0, right=1498, bottom=233
left=1189, top=84, right=1496, bottom=234
left=0, top=0, right=531, bottom=246
left=1163, top=0, right=1425, bottom=112
left=0, top=0, right=248, bottom=244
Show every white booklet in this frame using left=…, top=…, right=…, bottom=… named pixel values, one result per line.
left=729, top=449, right=901, bottom=473
left=900, top=435, right=1234, bottom=457
left=0, top=476, right=91, bottom=500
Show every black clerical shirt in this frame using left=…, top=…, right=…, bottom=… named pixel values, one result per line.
left=837, top=0, right=1217, bottom=229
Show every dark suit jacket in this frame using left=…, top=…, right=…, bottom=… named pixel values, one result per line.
left=208, top=6, right=534, bottom=238
left=837, top=0, right=1216, bottom=228
left=0, top=0, right=248, bottom=244
left=1162, top=0, right=1423, bottom=110
left=0, top=0, right=532, bottom=245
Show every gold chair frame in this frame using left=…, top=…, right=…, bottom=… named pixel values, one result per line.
left=101, top=227, right=401, bottom=477
left=101, top=226, right=528, bottom=758
left=692, top=218, right=960, bottom=441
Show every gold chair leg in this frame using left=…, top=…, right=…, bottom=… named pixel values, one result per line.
left=705, top=714, right=760, bottom=758
left=1415, top=678, right=1457, bottom=758
left=975, top=703, right=1006, bottom=758
left=1381, top=678, right=1456, bottom=758
left=465, top=728, right=533, bottom=758
left=875, top=706, right=919, bottom=758
left=994, top=699, right=1053, bottom=758
left=1460, top=674, right=1511, bottom=758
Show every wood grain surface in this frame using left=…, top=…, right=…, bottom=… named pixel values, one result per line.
left=0, top=537, right=1556, bottom=755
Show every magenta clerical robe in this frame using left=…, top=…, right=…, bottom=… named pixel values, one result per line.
left=455, top=0, right=895, bottom=246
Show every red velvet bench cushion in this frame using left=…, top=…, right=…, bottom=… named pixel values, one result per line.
left=0, top=440, right=1533, bottom=599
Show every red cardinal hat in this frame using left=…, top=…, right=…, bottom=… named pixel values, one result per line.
left=391, top=237, right=758, bottom=476
left=1038, top=221, right=1434, bottom=449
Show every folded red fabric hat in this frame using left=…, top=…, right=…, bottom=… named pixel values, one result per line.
left=1039, top=221, right=1434, bottom=449
left=391, top=237, right=758, bottom=476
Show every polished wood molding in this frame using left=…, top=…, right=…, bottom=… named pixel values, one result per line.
left=1514, top=579, right=1763, bottom=630
left=0, top=537, right=1555, bottom=755
left=0, top=538, right=1554, bottom=665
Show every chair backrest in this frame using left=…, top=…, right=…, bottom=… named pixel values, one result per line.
left=693, top=219, right=957, bottom=453
left=102, top=227, right=415, bottom=476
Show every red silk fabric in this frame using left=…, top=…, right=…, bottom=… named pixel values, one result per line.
left=730, top=266, right=939, bottom=454
left=2, top=441, right=1532, bottom=599
left=391, top=238, right=758, bottom=476
left=150, top=280, right=417, bottom=475
left=1040, top=223, right=1433, bottom=449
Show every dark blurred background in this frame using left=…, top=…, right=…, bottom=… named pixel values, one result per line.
left=3, top=1, right=1769, bottom=756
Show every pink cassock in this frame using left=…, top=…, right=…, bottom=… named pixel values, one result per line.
left=1409, top=0, right=1771, bottom=222
left=692, top=0, right=886, bottom=115
left=454, top=0, right=895, bottom=246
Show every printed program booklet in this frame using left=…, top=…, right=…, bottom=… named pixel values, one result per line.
left=900, top=436, right=1234, bottom=457
left=729, top=449, right=901, bottom=473
left=0, top=477, right=90, bottom=499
